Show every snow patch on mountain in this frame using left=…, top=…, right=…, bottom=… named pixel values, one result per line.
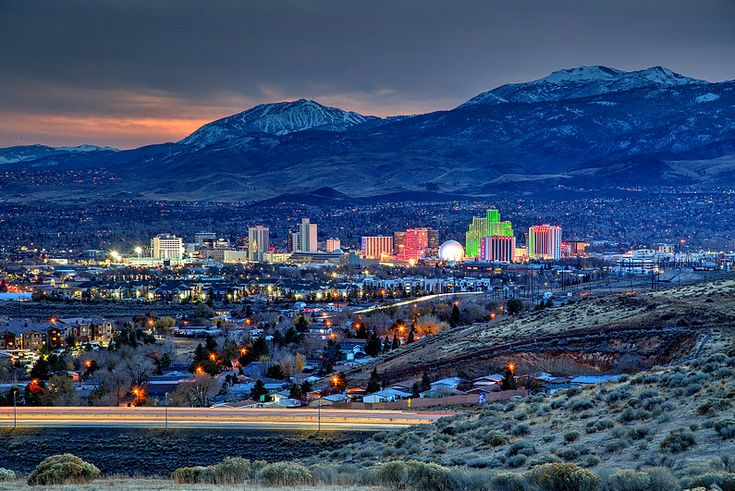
left=695, top=93, right=720, bottom=103
left=181, top=99, right=375, bottom=147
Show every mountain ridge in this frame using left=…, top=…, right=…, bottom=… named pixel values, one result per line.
left=1, top=65, right=734, bottom=201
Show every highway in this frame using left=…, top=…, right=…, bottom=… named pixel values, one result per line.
left=345, top=291, right=486, bottom=316
left=0, top=406, right=449, bottom=431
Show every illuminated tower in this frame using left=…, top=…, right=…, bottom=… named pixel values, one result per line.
left=528, top=225, right=562, bottom=260
left=248, top=225, right=270, bottom=262
left=465, top=209, right=513, bottom=258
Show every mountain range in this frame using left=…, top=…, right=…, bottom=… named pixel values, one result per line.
left=2, top=65, right=734, bottom=201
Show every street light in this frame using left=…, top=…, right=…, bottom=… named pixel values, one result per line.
left=134, top=246, right=143, bottom=258
left=164, top=392, right=169, bottom=430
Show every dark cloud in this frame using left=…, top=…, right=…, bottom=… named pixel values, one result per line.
left=1, top=0, right=733, bottom=148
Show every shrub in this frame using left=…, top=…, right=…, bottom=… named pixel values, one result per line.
left=565, top=431, right=581, bottom=442
left=511, top=423, right=530, bottom=436
left=485, top=432, right=509, bottom=447
left=364, top=461, right=452, bottom=491
left=680, top=471, right=735, bottom=491
left=448, top=467, right=494, bottom=491
left=627, top=427, right=649, bottom=440
left=257, top=462, right=311, bottom=486
left=568, top=398, right=594, bottom=411
left=507, top=454, right=527, bottom=468
left=0, top=468, right=16, bottom=481
left=714, top=419, right=735, bottom=440
left=492, top=472, right=528, bottom=491
left=595, top=419, right=615, bottom=430
left=527, top=463, right=601, bottom=491
left=210, top=457, right=265, bottom=484
left=606, top=469, right=651, bottom=491
left=27, top=454, right=100, bottom=486
left=171, top=466, right=209, bottom=484
left=659, top=429, right=696, bottom=454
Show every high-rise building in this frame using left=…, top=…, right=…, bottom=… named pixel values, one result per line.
left=479, top=236, right=516, bottom=263
left=528, top=225, right=562, bottom=260
left=151, top=234, right=184, bottom=260
left=299, top=218, right=318, bottom=253
left=325, top=238, right=341, bottom=253
left=194, top=232, right=216, bottom=246
left=393, top=231, right=406, bottom=257
left=402, top=228, right=430, bottom=261
left=248, top=225, right=270, bottom=262
left=427, top=228, right=440, bottom=254
left=288, top=232, right=300, bottom=253
left=361, top=236, right=393, bottom=259
left=465, top=209, right=513, bottom=258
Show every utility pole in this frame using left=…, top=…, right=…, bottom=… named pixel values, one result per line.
left=317, top=398, right=321, bottom=435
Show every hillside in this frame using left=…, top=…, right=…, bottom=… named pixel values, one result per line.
left=346, top=279, right=735, bottom=385
left=315, top=353, right=735, bottom=485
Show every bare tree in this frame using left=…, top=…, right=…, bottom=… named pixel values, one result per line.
left=170, top=374, right=218, bottom=407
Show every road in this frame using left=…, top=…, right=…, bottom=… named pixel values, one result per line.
left=346, top=291, right=486, bottom=316
left=0, top=406, right=449, bottom=431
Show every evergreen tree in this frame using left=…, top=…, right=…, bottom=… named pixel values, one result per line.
left=366, top=368, right=381, bottom=393
left=250, top=379, right=269, bottom=402
left=30, top=358, right=50, bottom=380
left=451, top=303, right=461, bottom=326
left=205, top=335, right=218, bottom=353
left=193, top=343, right=207, bottom=363
left=365, top=331, right=382, bottom=357
left=288, top=383, right=303, bottom=400
left=383, top=336, right=391, bottom=353
left=501, top=366, right=517, bottom=390
left=407, top=327, right=415, bottom=344
left=300, top=380, right=313, bottom=395
left=391, top=333, right=400, bottom=350
left=419, top=371, right=431, bottom=392
left=295, top=316, right=309, bottom=333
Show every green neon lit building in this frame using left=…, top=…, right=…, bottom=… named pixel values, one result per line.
left=465, top=209, right=513, bottom=258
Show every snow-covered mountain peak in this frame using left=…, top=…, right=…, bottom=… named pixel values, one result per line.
left=460, top=65, right=705, bottom=107
left=180, top=99, right=375, bottom=147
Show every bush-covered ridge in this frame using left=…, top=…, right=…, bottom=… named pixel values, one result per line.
left=318, top=354, right=735, bottom=476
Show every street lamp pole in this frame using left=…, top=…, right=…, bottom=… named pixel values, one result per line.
left=317, top=398, right=321, bottom=435
left=13, top=389, right=17, bottom=429
left=164, top=392, right=169, bottom=430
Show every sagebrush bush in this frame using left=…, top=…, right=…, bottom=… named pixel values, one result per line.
left=565, top=431, right=581, bottom=442
left=511, top=423, right=530, bottom=436
left=0, top=468, right=16, bottom=482
left=27, top=454, right=100, bottom=486
left=679, top=471, right=735, bottom=491
left=171, top=466, right=209, bottom=484
left=528, top=462, right=601, bottom=491
left=257, top=462, right=311, bottom=486
left=363, top=460, right=452, bottom=491
left=714, top=419, right=735, bottom=440
left=659, top=429, right=696, bottom=454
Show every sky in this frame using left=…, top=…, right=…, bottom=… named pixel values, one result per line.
left=1, top=0, right=734, bottom=149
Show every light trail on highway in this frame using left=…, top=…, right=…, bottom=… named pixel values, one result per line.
left=0, top=406, right=449, bottom=431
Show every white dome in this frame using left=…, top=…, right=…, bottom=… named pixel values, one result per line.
left=438, top=240, right=464, bottom=262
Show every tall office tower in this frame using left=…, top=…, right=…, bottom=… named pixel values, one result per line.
left=402, top=228, right=430, bottom=261
left=465, top=209, right=514, bottom=258
left=194, top=232, right=216, bottom=246
left=479, top=235, right=516, bottom=263
left=561, top=240, right=587, bottom=258
left=151, top=234, right=184, bottom=260
left=325, top=238, right=341, bottom=253
left=299, top=218, right=318, bottom=252
left=361, top=236, right=394, bottom=259
left=288, top=232, right=301, bottom=253
left=248, top=225, right=270, bottom=262
left=528, top=225, right=562, bottom=260
left=393, top=231, right=406, bottom=256
left=427, top=228, right=440, bottom=254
